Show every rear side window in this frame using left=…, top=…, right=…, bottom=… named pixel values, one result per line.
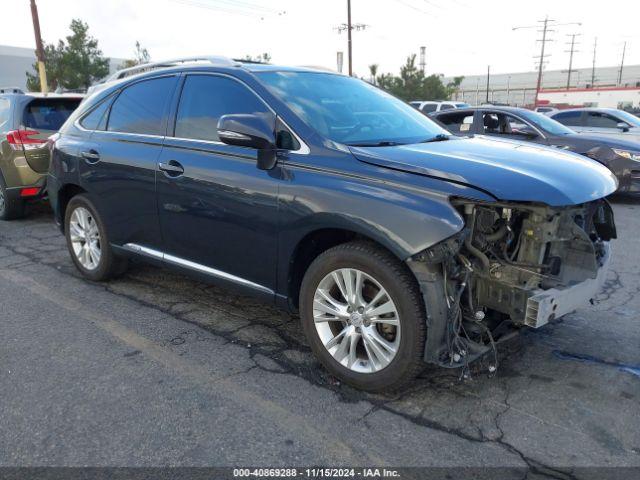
left=80, top=97, right=112, bottom=131
left=553, top=111, right=581, bottom=126
left=174, top=75, right=270, bottom=142
left=107, top=76, right=177, bottom=135
left=439, top=104, right=454, bottom=111
left=23, top=98, right=81, bottom=131
left=0, top=98, right=10, bottom=130
left=437, top=111, right=474, bottom=134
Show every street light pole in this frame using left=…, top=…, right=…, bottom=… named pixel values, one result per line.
left=29, top=0, right=48, bottom=93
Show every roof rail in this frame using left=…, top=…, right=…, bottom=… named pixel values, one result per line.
left=0, top=87, right=25, bottom=94
left=101, top=55, right=240, bottom=83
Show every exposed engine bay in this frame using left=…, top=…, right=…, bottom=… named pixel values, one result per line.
left=408, top=199, right=617, bottom=375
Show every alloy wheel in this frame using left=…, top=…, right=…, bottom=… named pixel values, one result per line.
left=313, top=268, right=401, bottom=373
left=69, top=207, right=101, bottom=270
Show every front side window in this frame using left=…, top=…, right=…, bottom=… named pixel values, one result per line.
left=107, top=76, right=177, bottom=135
left=175, top=75, right=270, bottom=143
left=516, top=109, right=574, bottom=136
left=585, top=112, right=621, bottom=128
left=257, top=71, right=448, bottom=146
left=439, top=104, right=454, bottom=111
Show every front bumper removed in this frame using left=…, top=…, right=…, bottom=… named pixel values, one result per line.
left=524, top=243, right=612, bottom=328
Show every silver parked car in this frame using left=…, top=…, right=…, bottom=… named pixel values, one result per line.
left=551, top=108, right=640, bottom=140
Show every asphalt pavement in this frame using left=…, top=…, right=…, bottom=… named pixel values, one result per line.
left=1, top=198, right=639, bottom=476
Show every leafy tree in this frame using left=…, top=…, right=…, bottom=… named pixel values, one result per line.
left=446, top=75, right=465, bottom=99
left=26, top=19, right=109, bottom=92
left=372, top=54, right=457, bottom=102
left=120, top=41, right=151, bottom=69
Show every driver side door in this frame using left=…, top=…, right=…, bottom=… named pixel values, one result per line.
left=156, top=73, right=281, bottom=299
left=480, top=111, right=545, bottom=144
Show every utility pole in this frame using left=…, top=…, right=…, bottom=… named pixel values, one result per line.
left=29, top=0, right=48, bottom=93
left=335, top=0, right=367, bottom=76
left=419, top=46, right=426, bottom=74
left=618, top=41, right=627, bottom=85
left=506, top=75, right=511, bottom=105
left=513, top=16, right=581, bottom=106
left=564, top=33, right=580, bottom=90
left=485, top=65, right=490, bottom=103
left=591, top=37, right=598, bottom=86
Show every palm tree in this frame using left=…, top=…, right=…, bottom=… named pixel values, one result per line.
left=368, top=64, right=379, bottom=85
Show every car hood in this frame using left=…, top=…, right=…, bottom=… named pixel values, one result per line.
left=350, top=136, right=617, bottom=206
left=566, top=133, right=640, bottom=150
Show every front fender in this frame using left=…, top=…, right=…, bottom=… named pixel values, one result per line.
left=276, top=162, right=483, bottom=299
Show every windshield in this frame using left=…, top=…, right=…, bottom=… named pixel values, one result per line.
left=517, top=109, right=575, bottom=136
left=257, top=71, right=449, bottom=146
left=614, top=110, right=640, bottom=127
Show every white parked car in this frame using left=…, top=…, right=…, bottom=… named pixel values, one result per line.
left=410, top=100, right=471, bottom=114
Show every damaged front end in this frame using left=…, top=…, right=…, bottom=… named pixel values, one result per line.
left=408, top=198, right=616, bottom=373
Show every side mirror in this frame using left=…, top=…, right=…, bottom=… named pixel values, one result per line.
left=218, top=113, right=278, bottom=170
left=617, top=122, right=630, bottom=132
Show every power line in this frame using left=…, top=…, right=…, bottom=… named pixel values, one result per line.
left=563, top=33, right=581, bottom=89
left=513, top=16, right=581, bottom=106
left=334, top=0, right=368, bottom=76
left=591, top=37, right=598, bottom=86
left=618, top=41, right=627, bottom=85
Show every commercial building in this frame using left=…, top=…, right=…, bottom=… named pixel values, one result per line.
left=0, top=44, right=125, bottom=91
left=444, top=64, right=640, bottom=107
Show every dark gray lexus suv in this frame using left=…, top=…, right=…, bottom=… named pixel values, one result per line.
left=47, top=57, right=617, bottom=391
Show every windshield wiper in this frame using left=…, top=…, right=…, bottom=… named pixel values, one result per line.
left=346, top=141, right=404, bottom=147
left=420, top=134, right=450, bottom=143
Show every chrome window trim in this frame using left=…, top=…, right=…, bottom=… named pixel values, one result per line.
left=123, top=243, right=273, bottom=295
left=176, top=71, right=310, bottom=155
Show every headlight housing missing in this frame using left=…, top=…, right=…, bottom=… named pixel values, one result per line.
left=613, top=148, right=640, bottom=162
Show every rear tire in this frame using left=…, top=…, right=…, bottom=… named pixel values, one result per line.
left=300, top=241, right=426, bottom=392
left=0, top=175, right=25, bottom=221
left=64, top=194, right=128, bottom=281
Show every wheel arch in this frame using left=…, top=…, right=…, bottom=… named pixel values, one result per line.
left=281, top=207, right=463, bottom=310
left=56, top=183, right=87, bottom=232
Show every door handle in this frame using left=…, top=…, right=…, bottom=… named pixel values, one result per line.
left=158, top=160, right=184, bottom=177
left=80, top=150, right=100, bottom=163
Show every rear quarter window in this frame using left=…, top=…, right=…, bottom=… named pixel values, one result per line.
left=0, top=98, right=10, bottom=130
left=23, top=98, right=82, bottom=131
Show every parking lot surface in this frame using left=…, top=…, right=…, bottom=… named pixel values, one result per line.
left=1, top=199, right=639, bottom=475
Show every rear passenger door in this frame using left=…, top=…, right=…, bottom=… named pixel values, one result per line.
left=155, top=73, right=280, bottom=298
left=433, top=110, right=477, bottom=136
left=79, top=75, right=179, bottom=248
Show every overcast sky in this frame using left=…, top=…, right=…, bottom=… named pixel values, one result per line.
left=2, top=0, right=638, bottom=78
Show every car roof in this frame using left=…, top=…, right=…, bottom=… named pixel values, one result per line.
left=433, top=105, right=530, bottom=116
left=551, top=107, right=619, bottom=114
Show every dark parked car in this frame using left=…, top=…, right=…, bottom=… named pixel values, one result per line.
left=432, top=106, right=640, bottom=194
left=0, top=87, right=82, bottom=219
left=48, top=58, right=617, bottom=391
left=550, top=107, right=640, bottom=139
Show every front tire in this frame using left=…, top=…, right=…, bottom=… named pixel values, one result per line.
left=64, top=194, right=127, bottom=281
left=300, top=241, right=426, bottom=392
